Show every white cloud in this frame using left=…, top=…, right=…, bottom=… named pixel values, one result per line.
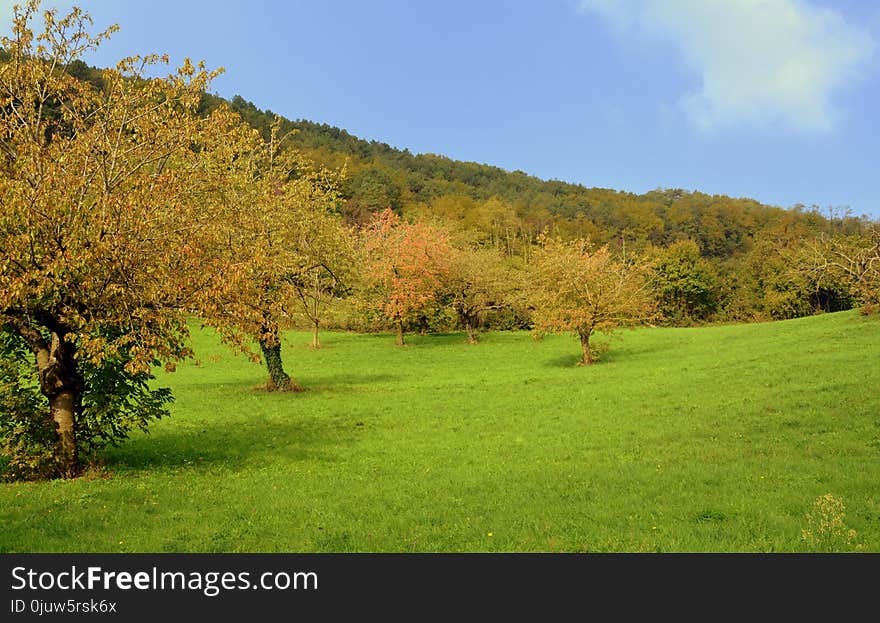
left=580, top=0, right=875, bottom=133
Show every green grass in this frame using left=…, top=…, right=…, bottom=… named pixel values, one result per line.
left=2, top=311, right=879, bottom=552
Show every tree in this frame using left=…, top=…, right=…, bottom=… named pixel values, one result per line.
left=651, top=240, right=719, bottom=324
left=362, top=209, right=451, bottom=345
left=804, top=227, right=880, bottom=314
left=0, top=2, right=240, bottom=477
left=730, top=228, right=854, bottom=321
left=196, top=118, right=345, bottom=390
left=444, top=246, right=517, bottom=343
left=340, top=165, right=402, bottom=225
left=532, top=238, right=655, bottom=365
left=287, top=223, right=357, bottom=350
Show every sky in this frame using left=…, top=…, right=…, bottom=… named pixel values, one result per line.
left=2, top=0, right=879, bottom=218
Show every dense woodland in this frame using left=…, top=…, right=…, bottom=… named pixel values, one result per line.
left=1, top=3, right=878, bottom=480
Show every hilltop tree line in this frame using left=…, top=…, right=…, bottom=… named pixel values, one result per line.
left=1, top=2, right=878, bottom=481
left=207, top=96, right=875, bottom=325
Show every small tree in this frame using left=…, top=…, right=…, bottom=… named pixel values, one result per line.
left=362, top=209, right=451, bottom=345
left=532, top=238, right=655, bottom=365
left=288, top=225, right=358, bottom=350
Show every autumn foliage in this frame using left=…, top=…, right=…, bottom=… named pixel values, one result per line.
left=445, top=246, right=521, bottom=343
left=0, top=3, right=251, bottom=476
left=532, top=238, right=656, bottom=365
left=804, top=226, right=880, bottom=315
left=193, top=117, right=346, bottom=390
left=362, top=209, right=451, bottom=345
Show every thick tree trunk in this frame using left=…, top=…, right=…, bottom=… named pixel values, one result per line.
left=49, top=390, right=78, bottom=477
left=259, top=331, right=296, bottom=391
left=396, top=320, right=405, bottom=346
left=311, top=321, right=321, bottom=349
left=32, top=331, right=83, bottom=477
left=578, top=329, right=593, bottom=366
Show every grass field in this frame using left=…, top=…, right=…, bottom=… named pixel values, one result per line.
left=2, top=311, right=879, bottom=552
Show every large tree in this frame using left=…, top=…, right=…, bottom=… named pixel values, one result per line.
left=804, top=226, right=880, bottom=314
left=532, top=238, right=655, bottom=365
left=0, top=2, right=243, bottom=476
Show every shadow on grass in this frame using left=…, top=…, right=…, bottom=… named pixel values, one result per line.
left=540, top=344, right=652, bottom=368
left=101, top=413, right=360, bottom=474
left=542, top=354, right=584, bottom=368
left=172, top=372, right=401, bottom=391
left=543, top=335, right=674, bottom=368
left=422, top=331, right=467, bottom=339
left=166, top=379, right=265, bottom=391
left=366, top=331, right=471, bottom=346
left=302, top=372, right=399, bottom=391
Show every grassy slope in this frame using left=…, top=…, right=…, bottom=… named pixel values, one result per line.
left=2, top=311, right=879, bottom=552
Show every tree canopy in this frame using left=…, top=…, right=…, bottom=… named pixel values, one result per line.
left=361, top=209, right=452, bottom=346
left=0, top=2, right=254, bottom=476
left=532, top=238, right=656, bottom=365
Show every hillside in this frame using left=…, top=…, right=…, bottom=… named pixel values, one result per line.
left=211, top=93, right=872, bottom=260
left=43, top=56, right=873, bottom=259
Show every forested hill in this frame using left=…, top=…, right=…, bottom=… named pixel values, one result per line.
left=201, top=93, right=872, bottom=260
left=44, top=51, right=868, bottom=260
left=53, top=55, right=871, bottom=260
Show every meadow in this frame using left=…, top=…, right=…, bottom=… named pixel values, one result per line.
left=1, top=311, right=878, bottom=552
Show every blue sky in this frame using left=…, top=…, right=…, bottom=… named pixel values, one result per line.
left=3, top=0, right=879, bottom=218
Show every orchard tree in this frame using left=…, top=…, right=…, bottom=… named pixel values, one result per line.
left=287, top=226, right=357, bottom=350
left=197, top=119, right=345, bottom=390
left=362, top=209, right=451, bottom=346
left=0, top=2, right=243, bottom=477
left=532, top=238, right=656, bottom=366
left=444, top=246, right=518, bottom=343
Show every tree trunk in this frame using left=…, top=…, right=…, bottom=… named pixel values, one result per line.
left=259, top=330, right=297, bottom=391
left=578, top=329, right=593, bottom=366
left=396, top=320, right=405, bottom=346
left=32, top=331, right=83, bottom=477
left=49, top=390, right=78, bottom=477
left=465, top=318, right=478, bottom=344
left=312, top=320, right=321, bottom=349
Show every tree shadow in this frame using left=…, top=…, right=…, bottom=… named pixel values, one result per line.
left=101, top=412, right=362, bottom=474
left=540, top=345, right=643, bottom=368
left=300, top=373, right=399, bottom=392
left=541, top=329, right=674, bottom=369
left=542, top=354, right=584, bottom=368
